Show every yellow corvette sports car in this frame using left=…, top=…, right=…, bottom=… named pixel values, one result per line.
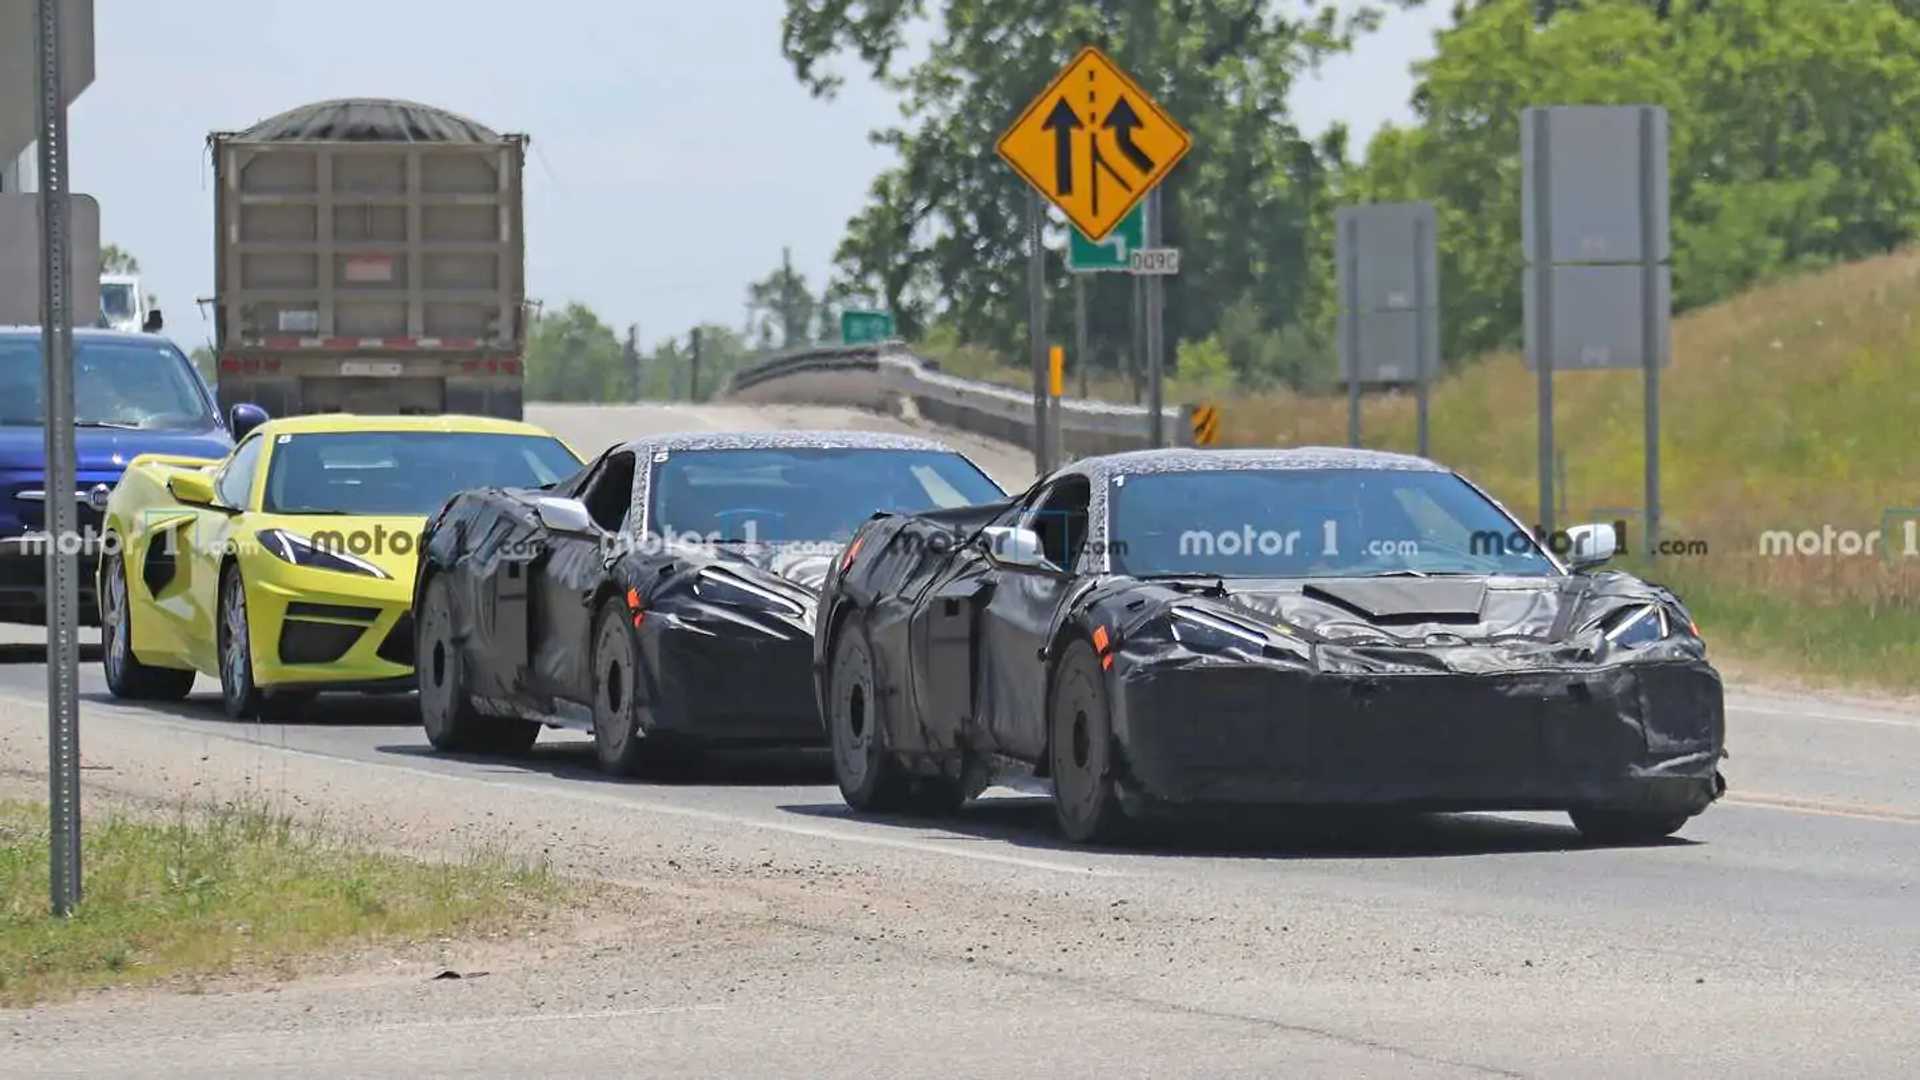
left=98, top=414, right=581, bottom=721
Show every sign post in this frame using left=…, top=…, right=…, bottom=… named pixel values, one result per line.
left=1026, top=191, right=1050, bottom=474
left=32, top=0, right=83, bottom=917
left=998, top=45, right=1191, bottom=463
left=1333, top=202, right=1439, bottom=453
left=1522, top=105, right=1670, bottom=545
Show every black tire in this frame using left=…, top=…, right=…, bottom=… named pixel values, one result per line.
left=99, top=549, right=195, bottom=701
left=826, top=620, right=913, bottom=812
left=417, top=573, right=537, bottom=755
left=590, top=598, right=650, bottom=776
left=217, top=562, right=267, bottom=720
left=1568, top=809, right=1690, bottom=844
left=1049, top=638, right=1130, bottom=844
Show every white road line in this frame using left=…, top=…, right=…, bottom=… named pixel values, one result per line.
left=12, top=693, right=1123, bottom=880
left=1726, top=699, right=1920, bottom=731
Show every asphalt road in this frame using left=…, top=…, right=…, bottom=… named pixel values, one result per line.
left=2, top=405, right=1916, bottom=1077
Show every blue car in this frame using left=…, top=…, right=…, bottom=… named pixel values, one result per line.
left=0, top=327, right=266, bottom=625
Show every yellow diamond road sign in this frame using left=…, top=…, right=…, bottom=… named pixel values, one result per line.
left=997, top=46, right=1192, bottom=242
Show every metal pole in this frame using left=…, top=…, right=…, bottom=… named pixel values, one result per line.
left=36, top=0, right=82, bottom=917
left=1531, top=108, right=1556, bottom=539
left=1027, top=191, right=1049, bottom=474
left=1343, top=215, right=1361, bottom=448
left=1413, top=214, right=1431, bottom=458
left=1128, top=274, right=1142, bottom=404
left=1073, top=275, right=1089, bottom=399
left=1639, top=107, right=1661, bottom=559
left=1145, top=187, right=1164, bottom=448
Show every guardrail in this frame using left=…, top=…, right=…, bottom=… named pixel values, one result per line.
left=720, top=341, right=1191, bottom=458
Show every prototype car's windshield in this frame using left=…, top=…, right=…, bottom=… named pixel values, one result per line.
left=264, top=431, right=582, bottom=515
left=1110, top=468, right=1557, bottom=579
left=0, top=338, right=213, bottom=429
left=649, top=448, right=1003, bottom=542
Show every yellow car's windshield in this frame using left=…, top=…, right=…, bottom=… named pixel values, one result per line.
left=264, top=431, right=580, bottom=516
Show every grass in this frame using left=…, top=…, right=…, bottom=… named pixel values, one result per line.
left=917, top=250, right=1920, bottom=693
left=0, top=798, right=560, bottom=1007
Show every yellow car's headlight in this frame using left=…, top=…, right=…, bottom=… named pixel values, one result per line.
left=256, top=528, right=389, bottom=579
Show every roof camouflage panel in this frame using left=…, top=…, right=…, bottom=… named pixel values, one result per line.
left=234, top=98, right=505, bottom=143
left=1080, top=446, right=1446, bottom=477
left=622, top=431, right=961, bottom=456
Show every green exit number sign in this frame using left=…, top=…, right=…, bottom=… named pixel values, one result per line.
left=841, top=310, right=895, bottom=344
left=1067, top=202, right=1147, bottom=273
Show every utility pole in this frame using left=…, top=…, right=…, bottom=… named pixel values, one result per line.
left=1144, top=187, right=1165, bottom=447
left=624, top=323, right=641, bottom=402
left=780, top=246, right=803, bottom=348
left=689, top=326, right=702, bottom=402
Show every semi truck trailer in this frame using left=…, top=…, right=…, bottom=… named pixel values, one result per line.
left=209, top=98, right=528, bottom=419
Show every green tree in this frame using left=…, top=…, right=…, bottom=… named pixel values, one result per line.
left=524, top=303, right=629, bottom=402
left=782, top=0, right=1382, bottom=382
left=744, top=253, right=818, bottom=349
left=100, top=244, right=139, bottom=274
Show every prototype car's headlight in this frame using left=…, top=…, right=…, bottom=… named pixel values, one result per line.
left=1604, top=603, right=1669, bottom=648
left=255, top=528, right=390, bottom=579
left=1169, top=606, right=1273, bottom=654
left=693, top=567, right=806, bottom=617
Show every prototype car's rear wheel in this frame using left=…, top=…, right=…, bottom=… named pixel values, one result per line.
left=417, top=574, right=537, bottom=755
left=218, top=562, right=310, bottom=723
left=100, top=550, right=195, bottom=701
left=1050, top=639, right=1130, bottom=845
left=827, top=621, right=912, bottom=812
left=826, top=621, right=963, bottom=815
left=591, top=599, right=651, bottom=776
left=1568, top=808, right=1690, bottom=844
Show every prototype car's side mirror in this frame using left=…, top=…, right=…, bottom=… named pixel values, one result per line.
left=1565, top=522, right=1618, bottom=570
left=229, top=403, right=269, bottom=441
left=531, top=496, right=597, bottom=535
left=168, top=470, right=218, bottom=508
left=980, top=525, right=1050, bottom=569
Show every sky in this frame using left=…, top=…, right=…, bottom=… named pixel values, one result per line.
left=38, top=0, right=1449, bottom=354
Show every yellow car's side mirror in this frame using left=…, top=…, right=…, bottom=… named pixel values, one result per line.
left=168, top=470, right=219, bottom=508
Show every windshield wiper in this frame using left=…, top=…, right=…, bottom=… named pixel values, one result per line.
left=75, top=419, right=144, bottom=430
left=1140, top=573, right=1229, bottom=596
left=267, top=507, right=350, bottom=516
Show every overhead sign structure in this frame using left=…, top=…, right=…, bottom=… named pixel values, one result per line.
left=1066, top=202, right=1145, bottom=272
left=996, top=45, right=1191, bottom=242
left=1, top=0, right=92, bottom=162
left=840, top=309, right=894, bottom=344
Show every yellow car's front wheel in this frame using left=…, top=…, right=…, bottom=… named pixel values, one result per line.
left=218, top=562, right=312, bottom=724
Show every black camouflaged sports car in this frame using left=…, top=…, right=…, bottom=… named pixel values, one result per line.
left=413, top=431, right=1004, bottom=773
left=815, top=447, right=1727, bottom=844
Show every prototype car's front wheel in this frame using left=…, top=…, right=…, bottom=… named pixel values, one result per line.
left=417, top=574, right=537, bottom=755
left=1568, top=808, right=1690, bottom=844
left=99, top=550, right=195, bottom=701
left=218, top=562, right=310, bottom=723
left=1049, top=638, right=1130, bottom=845
left=590, top=599, right=651, bottom=776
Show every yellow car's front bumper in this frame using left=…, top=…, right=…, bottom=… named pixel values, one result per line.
left=239, top=550, right=417, bottom=691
